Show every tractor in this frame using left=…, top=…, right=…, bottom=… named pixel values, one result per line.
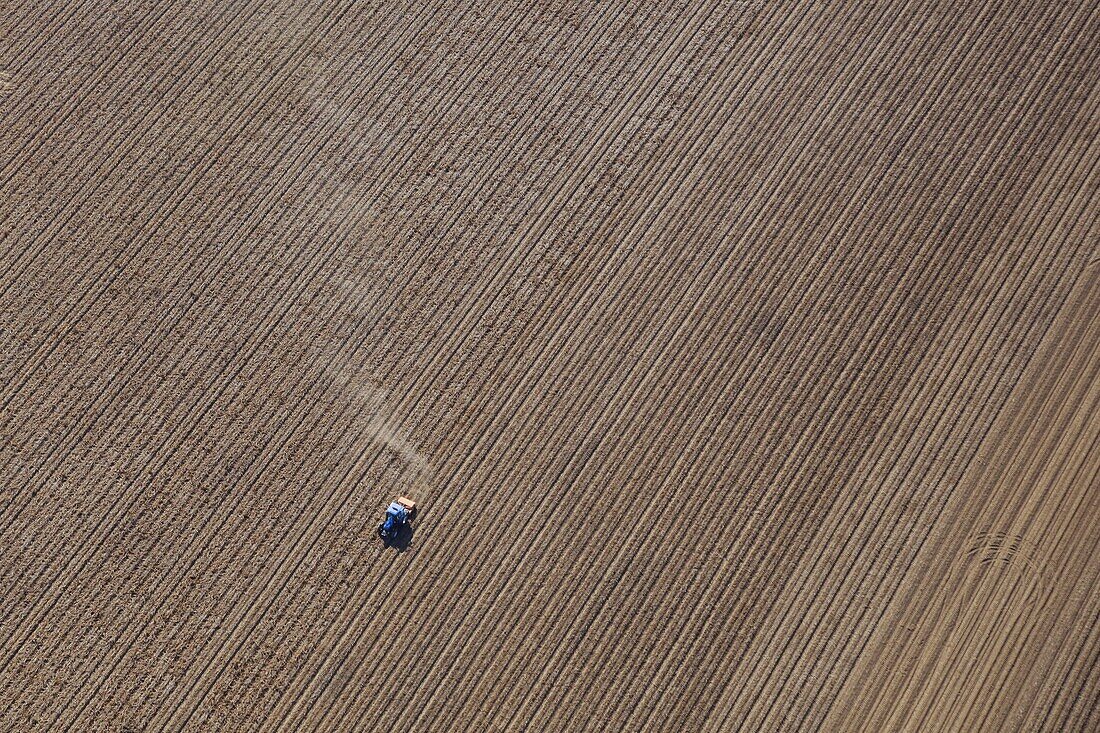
left=378, top=496, right=416, bottom=544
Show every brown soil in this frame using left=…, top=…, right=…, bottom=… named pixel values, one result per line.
left=0, top=1, right=1097, bottom=730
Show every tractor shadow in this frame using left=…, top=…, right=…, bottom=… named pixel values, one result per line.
left=382, top=521, right=415, bottom=552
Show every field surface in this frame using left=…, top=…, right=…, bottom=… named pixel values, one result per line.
left=1, top=1, right=1098, bottom=730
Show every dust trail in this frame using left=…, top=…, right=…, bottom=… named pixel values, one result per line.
left=283, top=45, right=432, bottom=497
left=327, top=357, right=433, bottom=494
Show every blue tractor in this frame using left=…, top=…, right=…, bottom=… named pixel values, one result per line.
left=378, top=496, right=417, bottom=544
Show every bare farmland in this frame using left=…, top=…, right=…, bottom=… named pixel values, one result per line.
left=0, top=1, right=1098, bottom=730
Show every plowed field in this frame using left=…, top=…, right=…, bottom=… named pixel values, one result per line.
left=1, top=1, right=1098, bottom=730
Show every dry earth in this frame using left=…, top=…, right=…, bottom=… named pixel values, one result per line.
left=0, top=0, right=1098, bottom=730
